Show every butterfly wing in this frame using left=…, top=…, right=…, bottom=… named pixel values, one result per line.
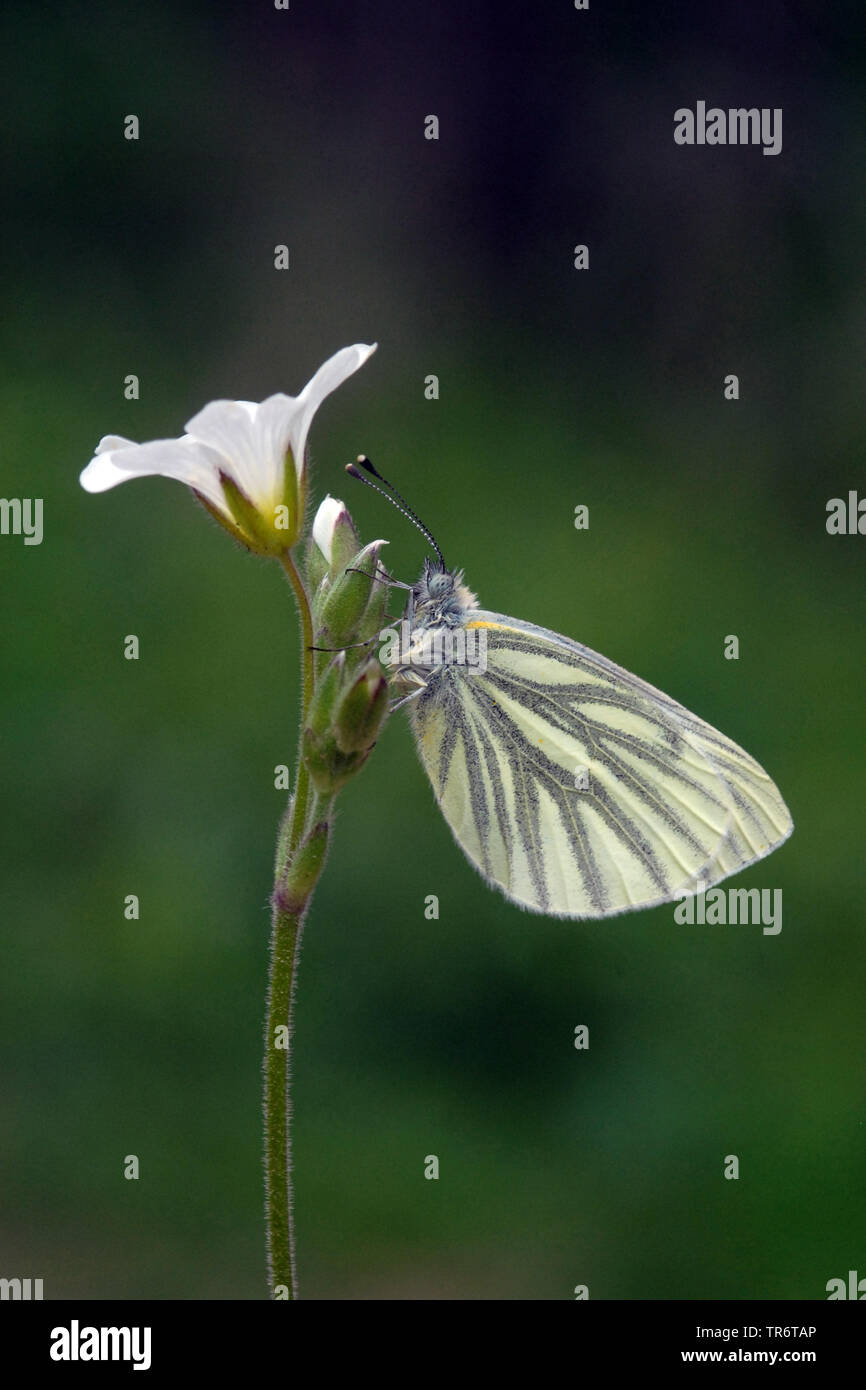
left=409, top=611, right=793, bottom=918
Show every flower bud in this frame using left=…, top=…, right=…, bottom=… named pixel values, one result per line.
left=355, top=558, right=390, bottom=644
left=334, top=661, right=389, bottom=754
left=275, top=821, right=330, bottom=918
left=303, top=728, right=369, bottom=794
left=318, top=539, right=387, bottom=646
left=312, top=495, right=361, bottom=576
left=306, top=652, right=346, bottom=737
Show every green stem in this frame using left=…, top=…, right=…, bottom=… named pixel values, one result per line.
left=280, top=553, right=315, bottom=858
left=264, top=551, right=317, bottom=1300
left=264, top=897, right=302, bottom=1297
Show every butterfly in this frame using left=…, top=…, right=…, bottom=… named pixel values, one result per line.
left=348, top=458, right=794, bottom=919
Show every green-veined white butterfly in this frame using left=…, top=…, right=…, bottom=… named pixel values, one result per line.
left=348, top=457, right=794, bottom=919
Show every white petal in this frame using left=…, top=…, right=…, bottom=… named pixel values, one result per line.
left=183, top=400, right=266, bottom=506
left=252, top=393, right=303, bottom=503
left=288, top=343, right=377, bottom=480
left=80, top=451, right=140, bottom=493
left=96, top=434, right=137, bottom=455
left=80, top=436, right=228, bottom=512
left=312, top=494, right=348, bottom=563
left=79, top=433, right=142, bottom=488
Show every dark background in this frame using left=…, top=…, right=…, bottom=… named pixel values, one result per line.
left=1, top=0, right=864, bottom=1298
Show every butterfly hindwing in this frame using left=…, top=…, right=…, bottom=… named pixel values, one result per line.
left=409, top=611, right=793, bottom=918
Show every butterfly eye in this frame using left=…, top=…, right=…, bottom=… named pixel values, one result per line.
left=428, top=573, right=451, bottom=598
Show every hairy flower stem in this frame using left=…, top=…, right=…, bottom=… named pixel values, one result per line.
left=280, top=553, right=316, bottom=860
left=264, top=898, right=303, bottom=1297
left=264, top=552, right=326, bottom=1300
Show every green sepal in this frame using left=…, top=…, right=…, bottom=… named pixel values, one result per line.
left=219, top=472, right=287, bottom=555
left=280, top=450, right=302, bottom=549
left=192, top=490, right=256, bottom=552
left=306, top=531, right=329, bottom=593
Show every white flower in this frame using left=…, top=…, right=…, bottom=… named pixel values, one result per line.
left=80, top=343, right=377, bottom=552
left=312, top=495, right=351, bottom=566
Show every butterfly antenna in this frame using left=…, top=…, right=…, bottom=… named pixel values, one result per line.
left=345, top=455, right=446, bottom=569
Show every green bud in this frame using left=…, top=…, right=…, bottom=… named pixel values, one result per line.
left=355, top=558, right=390, bottom=644
left=308, top=495, right=357, bottom=591
left=303, top=727, right=369, bottom=795
left=328, top=509, right=362, bottom=577
left=306, top=651, right=346, bottom=737
left=319, top=539, right=387, bottom=646
left=334, top=660, right=389, bottom=754
left=306, top=529, right=329, bottom=593
left=275, top=821, right=329, bottom=918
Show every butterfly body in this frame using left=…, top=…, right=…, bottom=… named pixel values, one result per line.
left=385, top=561, right=793, bottom=920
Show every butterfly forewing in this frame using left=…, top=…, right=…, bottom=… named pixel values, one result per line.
left=409, top=612, right=793, bottom=918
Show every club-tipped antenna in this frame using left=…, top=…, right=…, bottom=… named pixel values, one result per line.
left=345, top=455, right=445, bottom=569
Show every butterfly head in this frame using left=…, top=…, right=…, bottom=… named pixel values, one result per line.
left=410, top=558, right=478, bottom=630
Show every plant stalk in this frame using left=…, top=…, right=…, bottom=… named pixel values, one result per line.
left=264, top=551, right=318, bottom=1300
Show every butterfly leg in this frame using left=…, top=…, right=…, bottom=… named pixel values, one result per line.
left=309, top=633, right=382, bottom=654
left=346, top=560, right=411, bottom=592
left=347, top=562, right=417, bottom=624
left=388, top=668, right=427, bottom=713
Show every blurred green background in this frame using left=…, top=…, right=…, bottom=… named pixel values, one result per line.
left=2, top=1, right=864, bottom=1299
